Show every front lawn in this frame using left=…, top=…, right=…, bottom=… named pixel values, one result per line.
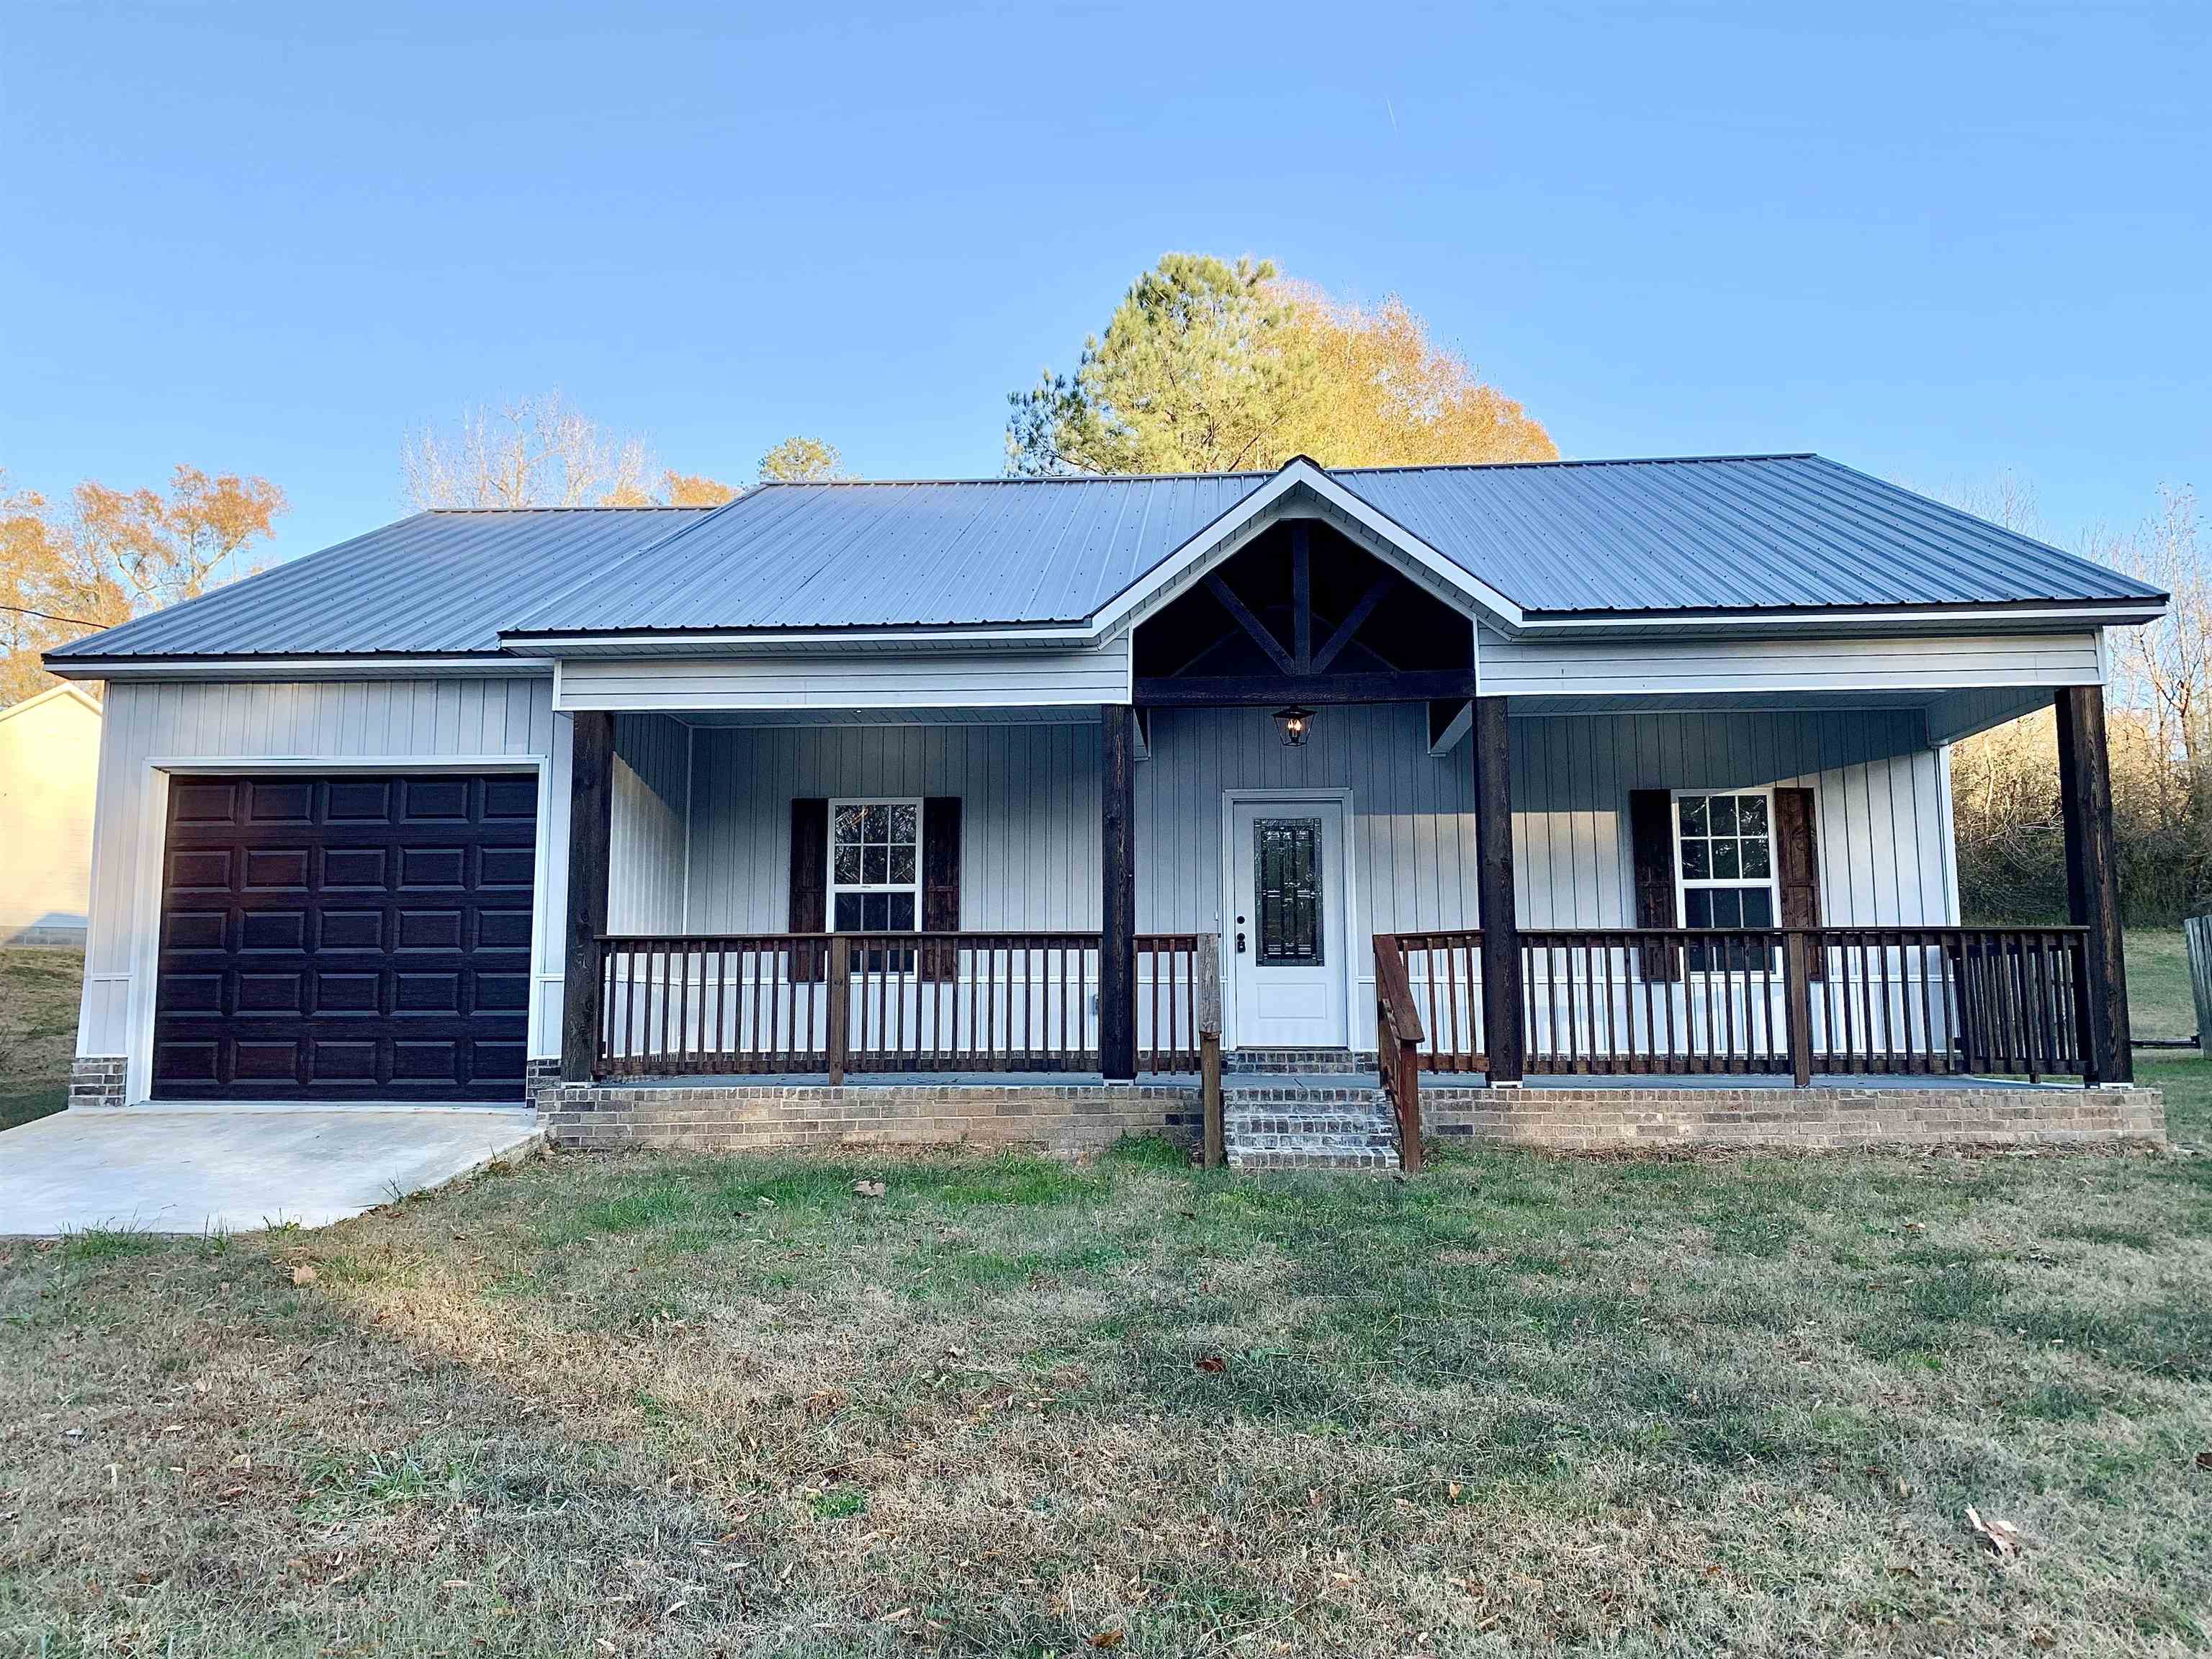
left=0, top=945, right=82, bottom=1130
left=4, top=1134, right=2208, bottom=1655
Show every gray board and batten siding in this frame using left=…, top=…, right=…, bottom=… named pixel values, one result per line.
left=661, top=703, right=1956, bottom=1043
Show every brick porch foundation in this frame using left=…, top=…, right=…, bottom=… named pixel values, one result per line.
left=544, top=1076, right=2165, bottom=1157
left=545, top=1079, right=1203, bottom=1157
left=1421, top=1082, right=2167, bottom=1151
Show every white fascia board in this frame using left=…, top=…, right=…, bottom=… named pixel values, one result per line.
left=1087, top=459, right=1528, bottom=637
left=48, top=655, right=557, bottom=681
left=1516, top=601, right=2167, bottom=637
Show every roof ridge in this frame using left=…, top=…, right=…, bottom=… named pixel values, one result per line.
left=752, top=453, right=1822, bottom=489
left=424, top=503, right=718, bottom=515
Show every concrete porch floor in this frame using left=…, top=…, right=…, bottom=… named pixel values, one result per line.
left=0, top=1106, right=542, bottom=1237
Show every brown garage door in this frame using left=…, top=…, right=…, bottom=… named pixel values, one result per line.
left=152, top=772, right=537, bottom=1102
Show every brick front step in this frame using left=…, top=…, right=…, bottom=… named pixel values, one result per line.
left=1223, top=1048, right=1377, bottom=1076
left=1223, top=1087, right=1402, bottom=1171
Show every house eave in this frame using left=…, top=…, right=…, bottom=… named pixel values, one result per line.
left=1511, top=598, right=2167, bottom=639
left=43, top=652, right=557, bottom=682
left=498, top=623, right=1102, bottom=658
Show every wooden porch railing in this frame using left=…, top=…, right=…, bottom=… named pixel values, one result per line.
left=1375, top=925, right=2095, bottom=1133
left=596, top=931, right=1211, bottom=1080
left=1373, top=934, right=1426, bottom=1172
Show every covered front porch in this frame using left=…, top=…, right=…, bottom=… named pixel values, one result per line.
left=546, top=505, right=2142, bottom=1164
left=548, top=683, right=2139, bottom=1166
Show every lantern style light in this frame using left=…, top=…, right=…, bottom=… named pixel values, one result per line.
left=1273, top=705, right=1315, bottom=747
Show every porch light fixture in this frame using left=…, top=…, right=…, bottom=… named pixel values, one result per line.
left=1273, top=705, right=1315, bottom=747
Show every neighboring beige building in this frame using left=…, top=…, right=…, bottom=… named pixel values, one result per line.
left=0, top=683, right=102, bottom=945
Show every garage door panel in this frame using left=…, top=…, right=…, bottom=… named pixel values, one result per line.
left=470, top=1042, right=526, bottom=1082
left=401, top=777, right=472, bottom=820
left=310, top=1039, right=380, bottom=1081
left=239, top=911, right=308, bottom=952
left=477, top=907, right=534, bottom=949
left=319, top=846, right=388, bottom=889
left=163, top=909, right=229, bottom=951
left=243, top=848, right=311, bottom=890
left=395, top=971, right=462, bottom=1014
left=484, top=776, right=539, bottom=819
left=152, top=770, right=537, bottom=1103
left=237, top=972, right=305, bottom=1013
left=477, top=845, right=536, bottom=888
left=155, top=1040, right=221, bottom=1084
left=168, top=848, right=234, bottom=891
left=395, top=909, right=464, bottom=950
left=316, top=909, right=385, bottom=950
left=243, top=780, right=315, bottom=823
left=316, top=971, right=383, bottom=1014
left=235, top=1039, right=307, bottom=1080
left=171, top=780, right=242, bottom=824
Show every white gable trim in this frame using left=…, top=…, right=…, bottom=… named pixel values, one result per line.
left=1087, top=458, right=1527, bottom=638
left=0, top=681, right=103, bottom=724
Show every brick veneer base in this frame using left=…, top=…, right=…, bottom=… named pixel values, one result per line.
left=1421, top=1082, right=2167, bottom=1151
left=545, top=1076, right=2164, bottom=1158
left=525, top=1059, right=562, bottom=1114
left=545, top=1080, right=1203, bottom=1157
left=68, top=1056, right=127, bottom=1110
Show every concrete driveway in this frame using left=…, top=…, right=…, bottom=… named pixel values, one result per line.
left=0, top=1106, right=542, bottom=1236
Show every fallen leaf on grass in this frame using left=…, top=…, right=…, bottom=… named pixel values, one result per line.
left=1966, top=1506, right=2023, bottom=1557
left=853, top=1180, right=886, bottom=1198
left=290, top=1265, right=316, bottom=1286
left=1089, top=1630, right=1125, bottom=1649
left=1194, top=1355, right=1227, bottom=1374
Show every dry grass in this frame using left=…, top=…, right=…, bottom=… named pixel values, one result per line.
left=0, top=947, right=81, bottom=1131
left=4, top=1130, right=2209, bottom=1657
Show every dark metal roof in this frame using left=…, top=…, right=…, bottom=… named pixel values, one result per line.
left=511, top=472, right=1265, bottom=634
left=48, top=507, right=712, bottom=660
left=503, top=454, right=2158, bottom=634
left=51, top=457, right=2160, bottom=662
left=1342, top=454, right=2159, bottom=616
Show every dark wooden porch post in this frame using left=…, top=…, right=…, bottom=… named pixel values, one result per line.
left=1100, top=703, right=1138, bottom=1080
left=561, top=710, right=615, bottom=1083
left=1472, top=696, right=1524, bottom=1083
left=2056, top=685, right=2131, bottom=1084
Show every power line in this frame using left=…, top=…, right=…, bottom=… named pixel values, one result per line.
left=0, top=601, right=107, bottom=627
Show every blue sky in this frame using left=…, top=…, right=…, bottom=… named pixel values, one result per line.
left=4, top=1, right=2206, bottom=569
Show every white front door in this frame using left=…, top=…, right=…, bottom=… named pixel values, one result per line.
left=1228, top=799, right=1349, bottom=1049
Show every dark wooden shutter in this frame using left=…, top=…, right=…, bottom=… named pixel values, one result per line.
left=921, top=796, right=962, bottom=983
left=788, top=797, right=828, bottom=982
left=1629, top=788, right=1681, bottom=982
left=1773, top=786, right=1824, bottom=981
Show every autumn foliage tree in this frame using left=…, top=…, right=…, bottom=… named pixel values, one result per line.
left=1273, top=284, right=1556, bottom=468
left=1949, top=485, right=2208, bottom=929
left=756, top=437, right=850, bottom=484
left=1007, top=253, right=1556, bottom=476
left=1, top=465, right=285, bottom=705
left=660, top=472, right=739, bottom=507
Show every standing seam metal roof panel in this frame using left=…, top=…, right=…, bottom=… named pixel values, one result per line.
left=50, top=457, right=2159, bottom=662
left=47, top=507, right=714, bottom=659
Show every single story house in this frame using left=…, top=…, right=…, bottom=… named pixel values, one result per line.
left=45, top=454, right=2169, bottom=1161
left=0, top=681, right=104, bottom=946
